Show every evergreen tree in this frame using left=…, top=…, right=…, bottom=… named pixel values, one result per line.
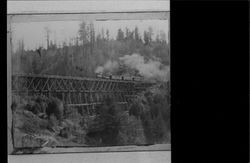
left=116, top=28, right=124, bottom=41
left=148, top=27, right=153, bottom=43
left=134, top=26, right=140, bottom=41
left=156, top=33, right=160, bottom=43
left=125, top=27, right=129, bottom=40
left=143, top=31, right=150, bottom=45
left=106, top=29, right=110, bottom=41
left=159, top=30, right=167, bottom=43
left=101, top=28, right=105, bottom=40
left=78, top=22, right=88, bottom=45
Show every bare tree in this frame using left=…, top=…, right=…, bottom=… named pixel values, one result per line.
left=106, top=29, right=110, bottom=41
left=148, top=27, right=153, bottom=43
left=44, top=27, right=51, bottom=49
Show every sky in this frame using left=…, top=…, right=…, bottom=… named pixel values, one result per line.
left=11, top=19, right=169, bottom=51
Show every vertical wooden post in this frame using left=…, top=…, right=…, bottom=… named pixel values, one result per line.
left=79, top=92, right=82, bottom=104
left=84, top=92, right=87, bottom=104
left=68, top=92, right=72, bottom=104
left=87, top=105, right=90, bottom=115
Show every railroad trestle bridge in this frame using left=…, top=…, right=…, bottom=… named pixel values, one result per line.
left=12, top=74, right=156, bottom=111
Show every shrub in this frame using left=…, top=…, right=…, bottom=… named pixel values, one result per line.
left=46, top=97, right=64, bottom=122
left=48, top=114, right=59, bottom=129
left=59, top=127, right=71, bottom=138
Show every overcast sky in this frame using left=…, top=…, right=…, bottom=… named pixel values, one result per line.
left=12, top=19, right=169, bottom=51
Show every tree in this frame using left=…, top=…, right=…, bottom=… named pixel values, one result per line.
left=134, top=26, right=140, bottom=41
left=156, top=33, right=160, bottom=43
left=78, top=22, right=89, bottom=45
left=78, top=21, right=94, bottom=76
left=116, top=28, right=124, bottom=41
left=143, top=31, right=150, bottom=45
left=101, top=28, right=105, bottom=40
left=125, top=27, right=134, bottom=40
left=128, top=30, right=134, bottom=40
left=148, top=27, right=153, bottom=43
left=106, top=29, right=110, bottom=41
left=17, top=39, right=25, bottom=54
left=49, top=40, right=57, bottom=50
left=72, top=35, right=80, bottom=47
left=96, top=33, right=102, bottom=44
left=44, top=27, right=51, bottom=49
left=159, top=30, right=167, bottom=43
left=125, top=27, right=129, bottom=40
left=89, top=23, right=95, bottom=55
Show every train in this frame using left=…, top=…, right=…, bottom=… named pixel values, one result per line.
left=95, top=73, right=144, bottom=81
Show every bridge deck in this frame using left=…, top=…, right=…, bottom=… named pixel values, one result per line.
left=11, top=73, right=155, bottom=107
left=12, top=73, right=151, bottom=83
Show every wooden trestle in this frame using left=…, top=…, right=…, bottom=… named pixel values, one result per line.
left=12, top=73, right=155, bottom=109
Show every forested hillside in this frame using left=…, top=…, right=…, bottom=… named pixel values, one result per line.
left=12, top=22, right=170, bottom=81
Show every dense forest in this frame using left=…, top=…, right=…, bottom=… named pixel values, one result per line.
left=12, top=22, right=170, bottom=81
left=11, top=21, right=170, bottom=150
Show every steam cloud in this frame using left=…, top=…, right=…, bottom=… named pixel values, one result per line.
left=95, top=60, right=119, bottom=74
left=95, top=53, right=170, bottom=82
left=119, top=53, right=169, bottom=82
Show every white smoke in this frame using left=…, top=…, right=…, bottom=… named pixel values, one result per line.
left=95, top=53, right=170, bottom=82
left=119, top=53, right=170, bottom=82
left=95, top=60, right=119, bottom=74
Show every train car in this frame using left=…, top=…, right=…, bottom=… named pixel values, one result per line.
left=95, top=72, right=144, bottom=82
left=95, top=73, right=103, bottom=78
left=111, top=75, right=122, bottom=80
left=95, top=73, right=110, bottom=80
left=133, top=76, right=144, bottom=81
left=121, top=75, right=135, bottom=81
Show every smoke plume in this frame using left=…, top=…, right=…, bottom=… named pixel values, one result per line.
left=95, top=53, right=169, bottom=82
left=119, top=53, right=170, bottom=82
left=95, top=60, right=119, bottom=74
